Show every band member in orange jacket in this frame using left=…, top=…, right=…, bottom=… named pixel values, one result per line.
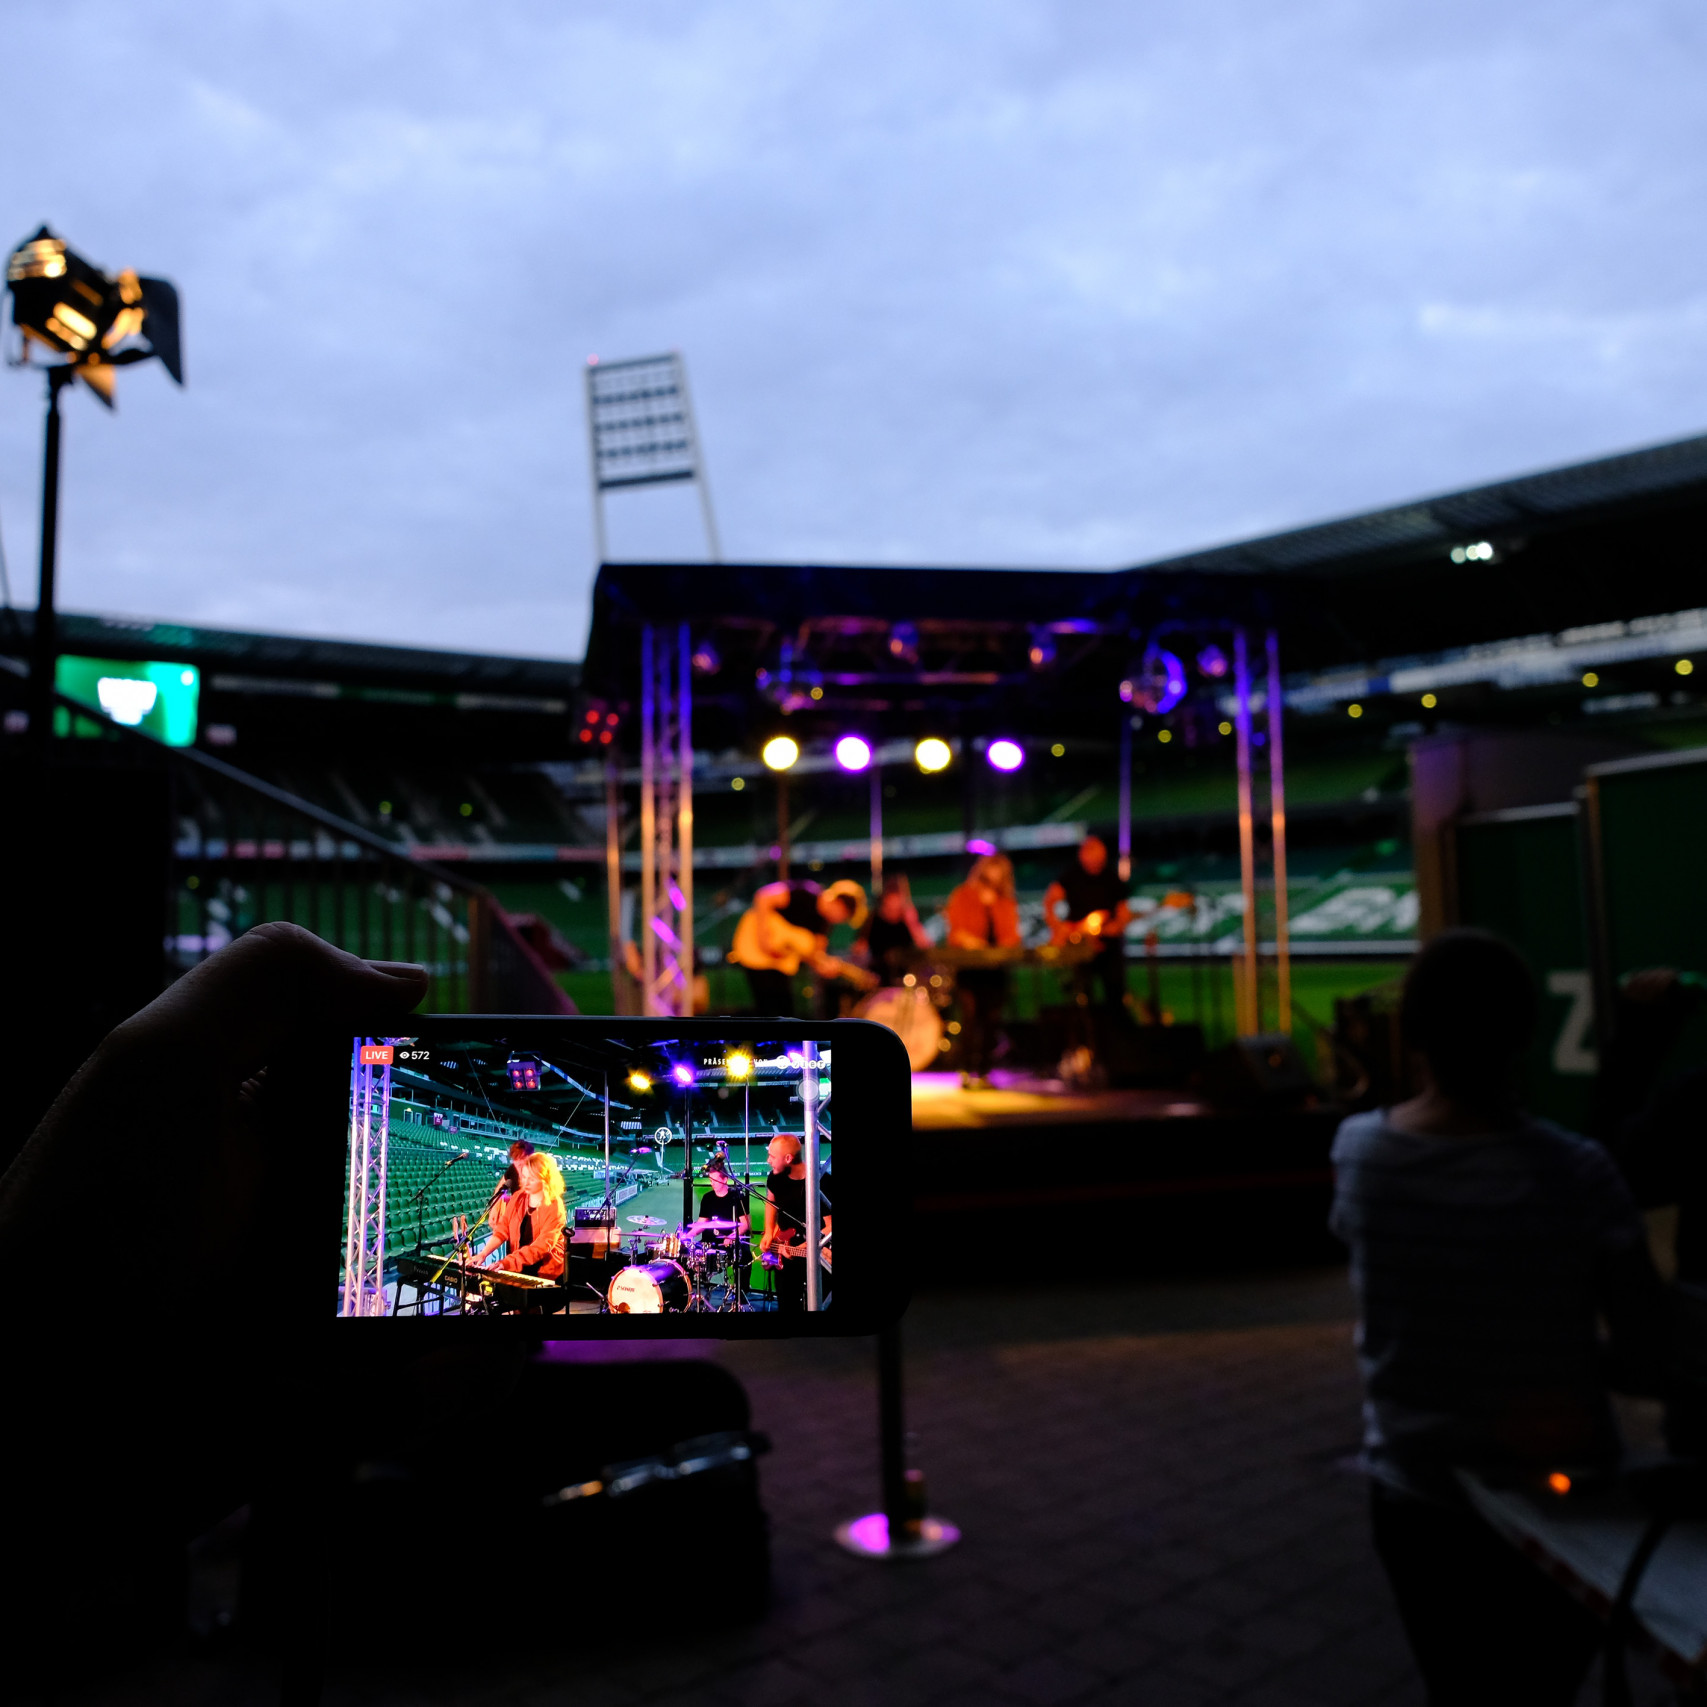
left=945, top=853, right=1022, bottom=1088
left=495, top=1151, right=567, bottom=1280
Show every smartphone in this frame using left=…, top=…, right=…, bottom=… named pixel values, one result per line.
left=321, top=1016, right=910, bottom=1337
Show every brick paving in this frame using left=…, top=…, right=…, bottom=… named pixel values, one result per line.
left=85, top=1268, right=1677, bottom=1706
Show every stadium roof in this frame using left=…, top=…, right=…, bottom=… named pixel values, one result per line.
left=0, top=609, right=580, bottom=702
left=1132, top=430, right=1707, bottom=577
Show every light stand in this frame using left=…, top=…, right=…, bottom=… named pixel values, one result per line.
left=835, top=1323, right=959, bottom=1559
left=28, top=365, right=71, bottom=752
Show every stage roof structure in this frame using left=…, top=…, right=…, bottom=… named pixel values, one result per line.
left=582, top=428, right=1707, bottom=748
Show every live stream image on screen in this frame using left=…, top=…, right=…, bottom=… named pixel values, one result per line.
left=340, top=1035, right=833, bottom=1317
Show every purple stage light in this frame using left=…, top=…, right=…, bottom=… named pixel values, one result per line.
left=1120, top=648, right=1189, bottom=715
left=965, top=837, right=997, bottom=856
left=835, top=734, right=873, bottom=772
left=1196, top=643, right=1229, bottom=680
left=986, top=738, right=1025, bottom=772
left=671, top=1061, right=695, bottom=1087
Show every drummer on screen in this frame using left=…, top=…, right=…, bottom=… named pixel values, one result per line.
left=697, top=1154, right=751, bottom=1239
left=1044, top=834, right=1133, bottom=1011
left=698, top=1153, right=751, bottom=1304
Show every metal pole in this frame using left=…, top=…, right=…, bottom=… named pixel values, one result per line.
left=678, top=623, right=695, bottom=1016
left=584, top=363, right=608, bottom=569
left=1117, top=713, right=1133, bottom=884
left=603, top=1070, right=611, bottom=1207
left=878, top=1322, right=908, bottom=1534
left=777, top=771, right=790, bottom=880
left=802, top=1040, right=822, bottom=1312
left=605, top=752, right=625, bottom=1013
left=870, top=763, right=883, bottom=894
left=675, top=354, right=722, bottom=562
left=1233, top=630, right=1260, bottom=1036
left=30, top=368, right=70, bottom=751
left=682, top=1089, right=695, bottom=1229
left=640, top=627, right=657, bottom=1014
left=1266, top=630, right=1292, bottom=1035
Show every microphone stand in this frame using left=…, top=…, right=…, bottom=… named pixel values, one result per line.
left=410, top=1152, right=473, bottom=1311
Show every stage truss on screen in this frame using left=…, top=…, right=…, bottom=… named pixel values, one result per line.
left=584, top=351, right=721, bottom=565
left=341, top=1046, right=391, bottom=1316
left=639, top=623, right=695, bottom=1016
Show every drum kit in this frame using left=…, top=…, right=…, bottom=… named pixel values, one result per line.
left=605, top=1212, right=759, bottom=1313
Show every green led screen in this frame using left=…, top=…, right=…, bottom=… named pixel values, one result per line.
left=54, top=655, right=200, bottom=746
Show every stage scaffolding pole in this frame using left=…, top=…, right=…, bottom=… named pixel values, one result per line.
left=640, top=627, right=657, bottom=1012
left=802, top=1041, right=823, bottom=1312
left=1232, top=630, right=1260, bottom=1036
left=1117, top=714, right=1133, bottom=884
left=1266, top=630, right=1292, bottom=1034
left=603, top=1071, right=611, bottom=1207
left=669, top=621, right=689, bottom=1003
left=604, top=752, right=629, bottom=1013
left=870, top=763, right=884, bottom=894
left=638, top=624, right=695, bottom=1015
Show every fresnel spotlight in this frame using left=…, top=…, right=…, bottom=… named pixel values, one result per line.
left=5, top=226, right=184, bottom=744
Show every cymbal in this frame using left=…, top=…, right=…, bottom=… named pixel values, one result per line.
left=627, top=1215, right=666, bottom=1226
left=689, top=1219, right=740, bottom=1232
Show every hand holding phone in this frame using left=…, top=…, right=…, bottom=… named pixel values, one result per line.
left=325, top=1016, right=908, bottom=1338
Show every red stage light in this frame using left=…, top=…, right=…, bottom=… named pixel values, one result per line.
left=599, top=730, right=613, bottom=744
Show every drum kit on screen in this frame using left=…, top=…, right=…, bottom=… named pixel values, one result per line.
left=605, top=1212, right=757, bottom=1314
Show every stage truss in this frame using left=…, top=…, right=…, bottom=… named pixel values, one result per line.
left=341, top=1042, right=391, bottom=1316
left=639, top=623, right=695, bottom=1016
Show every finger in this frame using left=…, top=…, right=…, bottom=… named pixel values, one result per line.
left=111, top=921, right=429, bottom=1075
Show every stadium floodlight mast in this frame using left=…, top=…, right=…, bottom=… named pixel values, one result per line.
left=584, top=351, right=720, bottom=566
left=4, top=226, right=183, bottom=749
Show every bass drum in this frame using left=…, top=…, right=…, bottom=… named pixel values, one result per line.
left=854, top=982, right=944, bottom=1071
left=607, top=1259, right=691, bottom=1314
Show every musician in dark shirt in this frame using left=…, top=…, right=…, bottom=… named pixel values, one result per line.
left=1044, top=835, right=1132, bottom=1010
left=759, top=1134, right=831, bottom=1312
left=697, top=1156, right=751, bottom=1238
left=858, top=875, right=932, bottom=984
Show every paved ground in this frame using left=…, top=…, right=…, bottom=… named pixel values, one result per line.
left=87, top=1267, right=1677, bottom=1706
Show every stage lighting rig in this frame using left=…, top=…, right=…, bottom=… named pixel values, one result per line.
left=5, top=226, right=184, bottom=748
left=762, top=735, right=799, bottom=771
left=1120, top=646, right=1188, bottom=715
left=835, top=734, right=873, bottom=773
left=986, top=738, right=1025, bottom=773
left=914, top=737, right=952, bottom=774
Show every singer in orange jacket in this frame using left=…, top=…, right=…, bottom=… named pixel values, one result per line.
left=496, top=1152, right=567, bottom=1279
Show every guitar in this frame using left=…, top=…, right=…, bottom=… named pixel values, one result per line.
left=1049, top=908, right=1116, bottom=948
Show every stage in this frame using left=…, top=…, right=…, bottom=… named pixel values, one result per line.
left=905, top=1069, right=1345, bottom=1277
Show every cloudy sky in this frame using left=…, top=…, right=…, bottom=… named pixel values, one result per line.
left=2, top=1, right=1704, bottom=659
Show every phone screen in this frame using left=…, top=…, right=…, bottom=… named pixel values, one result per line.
left=339, top=1030, right=836, bottom=1319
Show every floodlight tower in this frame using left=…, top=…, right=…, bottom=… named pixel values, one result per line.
left=4, top=226, right=183, bottom=749
left=584, top=352, right=720, bottom=565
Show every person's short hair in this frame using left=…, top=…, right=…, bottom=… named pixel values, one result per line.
left=509, top=1139, right=534, bottom=1159
left=1400, top=929, right=1536, bottom=1104
left=706, top=1155, right=730, bottom=1179
left=768, top=1133, right=802, bottom=1161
